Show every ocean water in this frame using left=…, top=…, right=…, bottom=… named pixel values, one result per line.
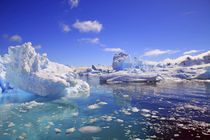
left=0, top=77, right=210, bottom=140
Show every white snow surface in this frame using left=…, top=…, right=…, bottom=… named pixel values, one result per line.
left=3, top=42, right=89, bottom=96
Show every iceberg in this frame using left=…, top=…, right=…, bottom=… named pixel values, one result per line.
left=112, top=52, right=133, bottom=71
left=99, top=51, right=210, bottom=83
left=3, top=42, right=89, bottom=96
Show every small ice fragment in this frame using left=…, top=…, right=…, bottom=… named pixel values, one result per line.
left=65, top=127, right=76, bottom=134
left=3, top=133, right=9, bottom=136
left=151, top=115, right=158, bottom=118
left=8, top=122, right=15, bottom=127
left=131, top=107, right=139, bottom=112
left=71, top=112, right=78, bottom=117
left=48, top=122, right=54, bottom=126
left=54, top=128, right=62, bottom=133
left=45, top=125, right=50, bottom=130
left=98, top=102, right=108, bottom=105
left=12, top=129, right=16, bottom=134
left=123, top=95, right=129, bottom=98
left=116, top=119, right=124, bottom=123
left=142, top=113, right=151, bottom=117
left=88, top=104, right=100, bottom=110
left=174, top=134, right=179, bottom=137
left=24, top=123, right=32, bottom=128
left=89, top=118, right=98, bottom=123
left=177, top=123, right=184, bottom=127
left=21, top=133, right=27, bottom=138
left=141, top=109, right=150, bottom=113
left=79, top=126, right=102, bottom=133
left=150, top=135, right=157, bottom=138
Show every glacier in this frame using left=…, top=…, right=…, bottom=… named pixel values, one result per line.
left=0, top=42, right=89, bottom=96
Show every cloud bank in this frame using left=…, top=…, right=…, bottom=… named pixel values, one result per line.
left=144, top=49, right=178, bottom=56
left=104, top=48, right=124, bottom=52
left=9, top=35, right=22, bottom=42
left=184, top=50, right=200, bottom=55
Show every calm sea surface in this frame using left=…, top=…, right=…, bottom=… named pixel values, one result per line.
left=0, top=77, right=210, bottom=140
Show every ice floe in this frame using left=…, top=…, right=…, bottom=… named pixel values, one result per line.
left=79, top=126, right=102, bottom=133
left=65, top=127, right=76, bottom=134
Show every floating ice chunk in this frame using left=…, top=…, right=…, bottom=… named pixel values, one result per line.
left=141, top=109, right=150, bottom=113
left=21, top=101, right=44, bottom=109
left=18, top=133, right=27, bottom=139
left=66, top=127, right=76, bottom=134
left=45, top=125, right=50, bottom=130
left=89, top=118, right=99, bottom=123
left=174, top=134, right=179, bottom=137
left=12, top=129, right=16, bottom=134
left=24, top=123, right=32, bottom=128
left=98, top=102, right=108, bottom=105
left=3, top=133, right=9, bottom=136
left=121, top=109, right=131, bottom=115
left=48, top=122, right=54, bottom=126
left=88, top=104, right=100, bottom=110
left=131, top=107, right=139, bottom=112
left=70, top=112, right=79, bottom=117
left=79, top=126, right=102, bottom=133
left=116, top=119, right=124, bottom=123
left=100, top=71, right=161, bottom=83
left=8, top=122, right=15, bottom=127
left=123, top=95, right=129, bottom=98
left=141, top=113, right=151, bottom=118
left=54, top=128, right=62, bottom=133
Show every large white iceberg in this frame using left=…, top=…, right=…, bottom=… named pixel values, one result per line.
left=3, top=42, right=89, bottom=96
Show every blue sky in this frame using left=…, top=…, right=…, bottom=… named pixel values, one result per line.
left=0, top=0, right=209, bottom=66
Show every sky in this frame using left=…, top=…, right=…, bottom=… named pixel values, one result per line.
left=0, top=0, right=209, bottom=66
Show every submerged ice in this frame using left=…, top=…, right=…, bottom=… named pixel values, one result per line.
left=0, top=42, right=89, bottom=96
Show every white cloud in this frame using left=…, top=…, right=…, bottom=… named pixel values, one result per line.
left=80, top=38, right=99, bottom=44
left=34, top=45, right=42, bottom=49
left=10, top=35, right=22, bottom=42
left=73, top=20, right=103, bottom=33
left=68, top=0, right=79, bottom=9
left=60, top=23, right=71, bottom=32
left=144, top=49, right=178, bottom=56
left=104, top=48, right=124, bottom=52
left=183, top=50, right=200, bottom=55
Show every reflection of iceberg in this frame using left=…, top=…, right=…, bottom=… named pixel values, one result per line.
left=1, top=42, right=89, bottom=97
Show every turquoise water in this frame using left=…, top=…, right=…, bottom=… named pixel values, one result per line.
left=0, top=77, right=210, bottom=140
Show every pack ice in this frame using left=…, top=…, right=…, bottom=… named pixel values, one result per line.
left=1, top=42, right=89, bottom=96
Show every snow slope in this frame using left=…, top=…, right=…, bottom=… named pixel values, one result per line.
left=3, top=42, right=89, bottom=96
